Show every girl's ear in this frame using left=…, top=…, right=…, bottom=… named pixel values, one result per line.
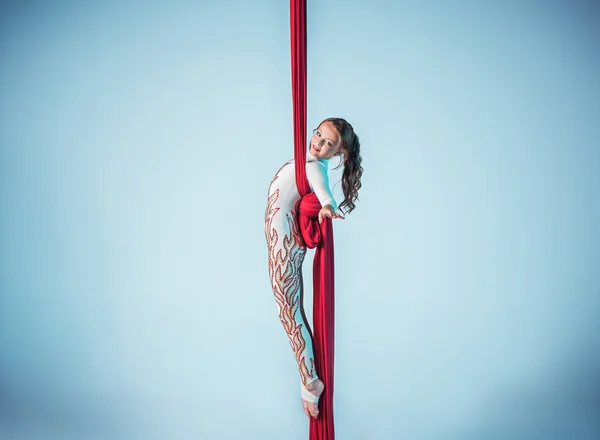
left=336, top=146, right=348, bottom=157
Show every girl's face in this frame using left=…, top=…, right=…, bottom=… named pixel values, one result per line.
left=310, top=122, right=341, bottom=160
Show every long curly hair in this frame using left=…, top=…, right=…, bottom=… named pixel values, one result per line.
left=318, top=117, right=363, bottom=214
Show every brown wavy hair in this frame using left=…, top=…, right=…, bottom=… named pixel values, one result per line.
left=318, top=117, right=363, bottom=214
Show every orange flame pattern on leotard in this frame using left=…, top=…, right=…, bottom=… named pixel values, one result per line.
left=265, top=188, right=316, bottom=386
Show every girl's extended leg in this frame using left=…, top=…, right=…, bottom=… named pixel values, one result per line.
left=265, top=190, right=324, bottom=418
left=266, top=204, right=317, bottom=384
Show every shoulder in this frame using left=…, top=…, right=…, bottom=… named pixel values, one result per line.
left=306, top=160, right=327, bottom=171
left=305, top=161, right=330, bottom=184
left=306, top=160, right=328, bottom=176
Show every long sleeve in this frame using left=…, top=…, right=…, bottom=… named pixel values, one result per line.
left=305, top=161, right=338, bottom=211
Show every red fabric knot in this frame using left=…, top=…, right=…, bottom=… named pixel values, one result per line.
left=298, top=193, right=322, bottom=248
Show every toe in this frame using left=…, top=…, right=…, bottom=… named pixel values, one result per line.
left=308, top=403, right=319, bottom=418
left=302, top=400, right=310, bottom=418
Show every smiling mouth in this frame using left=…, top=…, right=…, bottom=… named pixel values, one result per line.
left=311, top=144, right=321, bottom=152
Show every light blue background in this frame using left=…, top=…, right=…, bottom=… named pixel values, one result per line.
left=1, top=1, right=599, bottom=439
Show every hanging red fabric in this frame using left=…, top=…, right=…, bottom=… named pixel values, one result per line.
left=290, top=1, right=335, bottom=439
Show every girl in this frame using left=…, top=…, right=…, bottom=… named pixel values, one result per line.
left=264, top=117, right=363, bottom=419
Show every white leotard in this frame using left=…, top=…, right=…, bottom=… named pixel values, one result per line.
left=264, top=151, right=337, bottom=389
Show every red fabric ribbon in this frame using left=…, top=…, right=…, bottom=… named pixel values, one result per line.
left=298, top=194, right=322, bottom=247
left=291, top=2, right=335, bottom=439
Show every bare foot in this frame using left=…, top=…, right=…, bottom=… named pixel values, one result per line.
left=302, top=379, right=324, bottom=419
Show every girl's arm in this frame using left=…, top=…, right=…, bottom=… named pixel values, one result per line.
left=305, top=161, right=337, bottom=209
left=306, top=162, right=345, bottom=223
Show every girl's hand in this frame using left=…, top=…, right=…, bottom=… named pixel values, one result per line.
left=318, top=205, right=345, bottom=223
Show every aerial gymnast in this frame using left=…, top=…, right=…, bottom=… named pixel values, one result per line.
left=264, top=117, right=363, bottom=419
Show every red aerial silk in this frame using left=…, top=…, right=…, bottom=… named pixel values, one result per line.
left=290, top=1, right=335, bottom=439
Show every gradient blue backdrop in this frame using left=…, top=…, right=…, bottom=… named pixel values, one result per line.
left=1, top=1, right=599, bottom=439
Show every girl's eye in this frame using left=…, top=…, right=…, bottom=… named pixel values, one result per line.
left=316, top=130, right=321, bottom=136
left=327, top=141, right=332, bottom=147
